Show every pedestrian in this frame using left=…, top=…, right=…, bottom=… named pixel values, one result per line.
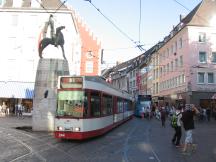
left=141, top=106, right=145, bottom=119
left=202, top=108, right=207, bottom=121
left=181, top=104, right=199, bottom=154
left=0, top=104, right=2, bottom=117
left=15, top=104, right=18, bottom=116
left=6, top=106, right=9, bottom=116
left=151, top=104, right=156, bottom=117
left=17, top=103, right=23, bottom=118
left=206, top=107, right=211, bottom=121
left=171, top=106, right=182, bottom=147
left=160, top=107, right=166, bottom=127
left=146, top=106, right=151, bottom=120
left=213, top=107, right=216, bottom=120
left=2, top=102, right=7, bottom=116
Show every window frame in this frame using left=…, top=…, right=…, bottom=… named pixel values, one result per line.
left=85, top=61, right=93, bottom=73
left=90, top=90, right=101, bottom=117
left=179, top=37, right=183, bottom=49
left=102, top=94, right=113, bottom=116
left=199, top=51, right=207, bottom=63
left=207, top=72, right=214, bottom=84
left=211, top=52, right=216, bottom=63
left=198, top=72, right=205, bottom=84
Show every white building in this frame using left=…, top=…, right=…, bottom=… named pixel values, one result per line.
left=0, top=0, right=81, bottom=111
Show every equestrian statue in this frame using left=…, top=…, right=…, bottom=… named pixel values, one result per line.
left=38, top=14, right=66, bottom=59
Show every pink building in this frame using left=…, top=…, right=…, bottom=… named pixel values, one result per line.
left=148, top=0, right=216, bottom=108
left=75, top=18, right=101, bottom=76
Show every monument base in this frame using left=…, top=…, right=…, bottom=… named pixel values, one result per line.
left=32, top=59, right=69, bottom=131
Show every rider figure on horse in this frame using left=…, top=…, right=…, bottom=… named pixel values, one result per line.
left=39, top=14, right=66, bottom=59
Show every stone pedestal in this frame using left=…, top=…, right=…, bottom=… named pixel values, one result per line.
left=32, top=59, right=69, bottom=131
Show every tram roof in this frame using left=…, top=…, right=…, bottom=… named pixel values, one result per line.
left=84, top=76, right=132, bottom=100
left=60, top=75, right=133, bottom=100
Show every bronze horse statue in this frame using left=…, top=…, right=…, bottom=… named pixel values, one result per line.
left=38, top=26, right=66, bottom=59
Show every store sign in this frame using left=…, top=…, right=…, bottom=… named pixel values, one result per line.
left=60, top=77, right=83, bottom=88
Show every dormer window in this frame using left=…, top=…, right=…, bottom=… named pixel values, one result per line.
left=198, top=32, right=206, bottom=42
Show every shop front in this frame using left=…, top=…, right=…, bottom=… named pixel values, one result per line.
left=0, top=81, right=34, bottom=114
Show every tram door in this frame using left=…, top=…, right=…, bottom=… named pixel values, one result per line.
left=114, top=98, right=124, bottom=123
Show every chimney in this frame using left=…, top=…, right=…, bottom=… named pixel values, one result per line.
left=180, top=14, right=185, bottom=22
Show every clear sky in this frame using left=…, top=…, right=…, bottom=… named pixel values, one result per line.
left=66, top=0, right=202, bottom=68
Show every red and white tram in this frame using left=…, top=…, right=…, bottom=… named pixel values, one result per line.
left=54, top=76, right=134, bottom=140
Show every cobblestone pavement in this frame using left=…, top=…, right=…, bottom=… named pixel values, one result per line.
left=0, top=115, right=216, bottom=162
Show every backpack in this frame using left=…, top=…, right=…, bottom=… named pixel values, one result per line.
left=171, top=113, right=180, bottom=128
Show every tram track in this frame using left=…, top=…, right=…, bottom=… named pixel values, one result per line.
left=122, top=122, right=139, bottom=162
left=90, top=119, right=139, bottom=162
left=120, top=118, right=162, bottom=162
left=0, top=130, right=35, bottom=162
left=145, top=122, right=161, bottom=162
left=60, top=120, right=136, bottom=161
left=74, top=119, right=139, bottom=161
left=0, top=118, right=162, bottom=162
left=0, top=126, right=84, bottom=162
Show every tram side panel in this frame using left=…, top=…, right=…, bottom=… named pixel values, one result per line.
left=55, top=76, right=134, bottom=140
left=55, top=116, right=114, bottom=139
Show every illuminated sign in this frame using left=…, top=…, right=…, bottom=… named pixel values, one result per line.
left=60, top=77, right=83, bottom=88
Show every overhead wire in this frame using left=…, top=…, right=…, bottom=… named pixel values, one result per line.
left=172, top=0, right=209, bottom=24
left=85, top=0, right=145, bottom=51
left=138, top=0, right=142, bottom=43
left=172, top=0, right=191, bottom=11
left=34, top=0, right=49, bottom=13
left=136, top=0, right=145, bottom=51
left=34, top=0, right=68, bottom=14
left=53, top=0, right=67, bottom=14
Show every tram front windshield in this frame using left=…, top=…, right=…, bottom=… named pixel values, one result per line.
left=56, top=91, right=87, bottom=118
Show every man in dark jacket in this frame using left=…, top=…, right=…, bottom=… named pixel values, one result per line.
left=160, top=107, right=166, bottom=127
left=181, top=104, right=199, bottom=153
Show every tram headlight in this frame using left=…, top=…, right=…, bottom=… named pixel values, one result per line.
left=74, top=127, right=80, bottom=132
left=57, top=126, right=63, bottom=131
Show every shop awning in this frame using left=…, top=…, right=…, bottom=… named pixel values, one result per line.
left=0, top=81, right=34, bottom=99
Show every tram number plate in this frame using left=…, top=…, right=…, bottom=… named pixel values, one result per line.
left=59, top=133, right=65, bottom=137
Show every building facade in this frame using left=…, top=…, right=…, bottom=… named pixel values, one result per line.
left=0, top=0, right=101, bottom=113
left=149, top=0, right=216, bottom=108
left=75, top=17, right=101, bottom=76
left=104, top=0, right=216, bottom=110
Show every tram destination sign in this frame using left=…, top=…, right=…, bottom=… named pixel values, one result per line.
left=60, top=77, right=83, bottom=88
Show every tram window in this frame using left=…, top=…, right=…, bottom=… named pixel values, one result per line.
left=90, top=91, right=101, bottom=117
left=57, top=91, right=85, bottom=117
left=102, top=95, right=113, bottom=115
left=117, top=98, right=123, bottom=113
left=128, top=100, right=133, bottom=110
left=83, top=91, right=89, bottom=117
left=124, top=100, right=128, bottom=111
